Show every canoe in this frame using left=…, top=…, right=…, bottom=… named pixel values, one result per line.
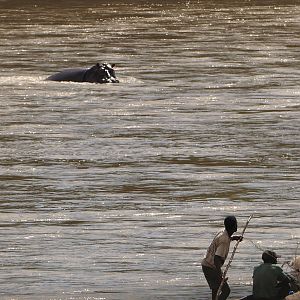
left=286, top=291, right=300, bottom=300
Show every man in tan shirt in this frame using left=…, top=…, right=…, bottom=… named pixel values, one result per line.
left=202, top=216, right=242, bottom=300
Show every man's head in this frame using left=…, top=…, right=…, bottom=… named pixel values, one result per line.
left=224, top=215, right=237, bottom=236
left=262, top=250, right=280, bottom=264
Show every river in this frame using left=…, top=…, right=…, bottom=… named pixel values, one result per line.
left=0, top=0, right=299, bottom=299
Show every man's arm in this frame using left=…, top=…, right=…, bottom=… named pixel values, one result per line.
left=278, top=268, right=291, bottom=284
left=214, top=255, right=225, bottom=277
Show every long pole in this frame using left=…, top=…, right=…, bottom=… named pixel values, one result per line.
left=216, top=214, right=253, bottom=300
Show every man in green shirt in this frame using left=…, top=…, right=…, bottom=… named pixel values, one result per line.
left=252, top=250, right=291, bottom=300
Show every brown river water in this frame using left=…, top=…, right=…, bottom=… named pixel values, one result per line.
left=0, top=0, right=299, bottom=299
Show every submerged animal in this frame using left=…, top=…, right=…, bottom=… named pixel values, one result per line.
left=46, top=63, right=119, bottom=83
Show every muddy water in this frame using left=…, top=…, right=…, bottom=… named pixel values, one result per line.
left=0, top=0, right=299, bottom=299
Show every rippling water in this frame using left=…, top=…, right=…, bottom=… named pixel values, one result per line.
left=0, top=0, right=299, bottom=299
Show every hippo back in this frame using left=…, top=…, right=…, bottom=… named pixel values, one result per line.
left=46, top=63, right=118, bottom=83
left=46, top=68, right=87, bottom=82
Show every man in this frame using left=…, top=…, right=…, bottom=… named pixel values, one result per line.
left=202, top=215, right=242, bottom=300
left=252, top=250, right=291, bottom=300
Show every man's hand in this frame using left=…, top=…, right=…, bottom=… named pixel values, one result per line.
left=231, top=235, right=243, bottom=242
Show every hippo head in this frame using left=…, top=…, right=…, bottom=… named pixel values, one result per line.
left=84, top=63, right=119, bottom=83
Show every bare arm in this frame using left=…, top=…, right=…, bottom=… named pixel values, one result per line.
left=214, top=255, right=225, bottom=277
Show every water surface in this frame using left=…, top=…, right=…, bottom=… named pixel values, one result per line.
left=0, top=0, right=299, bottom=299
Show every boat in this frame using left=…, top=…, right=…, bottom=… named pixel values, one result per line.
left=285, top=256, right=300, bottom=300
left=286, top=292, right=300, bottom=300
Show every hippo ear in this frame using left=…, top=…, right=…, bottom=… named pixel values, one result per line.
left=111, top=63, right=115, bottom=68
left=96, top=63, right=100, bottom=68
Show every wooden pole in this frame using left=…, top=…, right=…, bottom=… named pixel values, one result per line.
left=216, top=214, right=253, bottom=300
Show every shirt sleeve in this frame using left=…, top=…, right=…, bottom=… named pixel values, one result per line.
left=276, top=267, right=290, bottom=283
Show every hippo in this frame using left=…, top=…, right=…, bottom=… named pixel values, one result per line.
left=46, top=63, right=119, bottom=83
